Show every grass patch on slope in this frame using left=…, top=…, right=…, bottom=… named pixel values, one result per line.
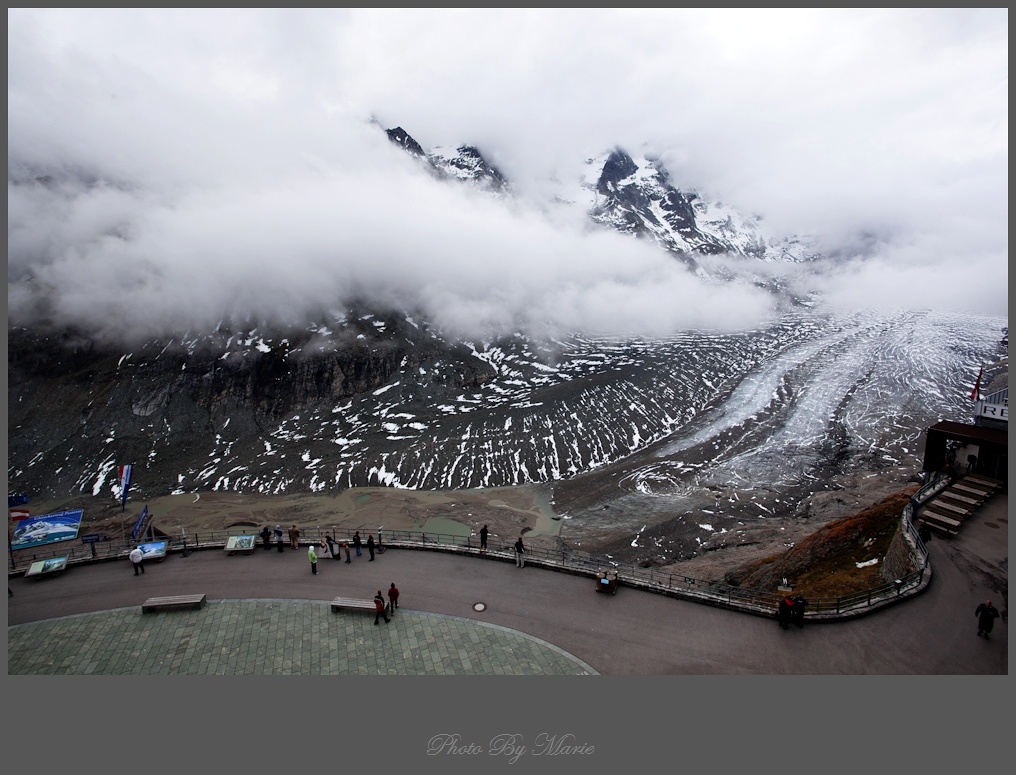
left=727, top=488, right=918, bottom=598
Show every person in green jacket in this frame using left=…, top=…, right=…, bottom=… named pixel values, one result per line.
left=308, top=545, right=318, bottom=575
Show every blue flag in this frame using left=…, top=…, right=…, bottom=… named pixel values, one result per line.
left=132, top=505, right=150, bottom=541
left=119, top=465, right=133, bottom=513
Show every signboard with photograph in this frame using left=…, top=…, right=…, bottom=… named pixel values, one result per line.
left=136, top=540, right=168, bottom=561
left=11, top=509, right=83, bottom=550
left=25, top=556, right=69, bottom=577
left=225, top=535, right=257, bottom=554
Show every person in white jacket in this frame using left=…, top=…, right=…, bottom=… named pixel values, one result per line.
left=129, top=546, right=145, bottom=576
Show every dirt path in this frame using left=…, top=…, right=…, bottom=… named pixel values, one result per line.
left=19, top=484, right=565, bottom=551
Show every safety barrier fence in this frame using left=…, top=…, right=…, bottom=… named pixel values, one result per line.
left=9, top=477, right=946, bottom=620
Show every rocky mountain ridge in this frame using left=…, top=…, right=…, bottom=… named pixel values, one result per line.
left=381, top=123, right=819, bottom=270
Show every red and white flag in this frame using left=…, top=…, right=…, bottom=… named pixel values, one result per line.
left=9, top=507, right=30, bottom=521
left=969, top=366, right=984, bottom=401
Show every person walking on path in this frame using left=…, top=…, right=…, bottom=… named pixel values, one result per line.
left=342, top=542, right=351, bottom=563
left=480, top=525, right=488, bottom=555
left=274, top=525, right=285, bottom=552
left=289, top=524, right=301, bottom=549
left=514, top=536, right=526, bottom=568
left=388, top=583, right=400, bottom=614
left=792, top=595, right=808, bottom=628
left=308, top=545, right=318, bottom=575
left=975, top=599, right=1000, bottom=638
left=353, top=531, right=362, bottom=557
left=260, top=525, right=272, bottom=551
left=129, top=546, right=145, bottom=576
left=367, top=534, right=376, bottom=561
left=777, top=596, right=793, bottom=630
left=374, top=591, right=390, bottom=625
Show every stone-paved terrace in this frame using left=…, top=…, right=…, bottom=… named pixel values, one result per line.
left=9, top=600, right=596, bottom=675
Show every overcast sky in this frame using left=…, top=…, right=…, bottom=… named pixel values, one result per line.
left=7, top=8, right=1008, bottom=344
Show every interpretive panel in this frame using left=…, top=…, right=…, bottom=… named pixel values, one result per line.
left=137, top=540, right=169, bottom=560
left=25, top=555, right=69, bottom=577
left=12, top=510, right=83, bottom=550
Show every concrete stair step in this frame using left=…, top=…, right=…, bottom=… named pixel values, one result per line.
left=952, top=483, right=992, bottom=498
left=926, top=499, right=972, bottom=517
left=963, top=474, right=1002, bottom=488
left=921, top=509, right=962, bottom=528
left=939, top=490, right=981, bottom=506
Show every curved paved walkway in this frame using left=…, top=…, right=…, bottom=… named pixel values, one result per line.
left=7, top=494, right=1007, bottom=674
left=8, top=601, right=596, bottom=675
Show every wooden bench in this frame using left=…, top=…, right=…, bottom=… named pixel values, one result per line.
left=142, top=594, right=207, bottom=613
left=330, top=597, right=377, bottom=613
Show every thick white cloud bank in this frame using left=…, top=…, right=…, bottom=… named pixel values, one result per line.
left=7, top=8, right=1008, bottom=344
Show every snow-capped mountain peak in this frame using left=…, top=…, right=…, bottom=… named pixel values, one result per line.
left=384, top=125, right=817, bottom=267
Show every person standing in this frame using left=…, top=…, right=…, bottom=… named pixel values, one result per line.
left=367, top=534, right=376, bottom=561
left=373, top=590, right=390, bottom=625
left=308, top=544, right=318, bottom=575
left=129, top=546, right=145, bottom=576
left=777, top=596, right=793, bottom=630
left=388, top=582, right=400, bottom=614
left=479, top=525, right=488, bottom=555
left=289, top=524, right=301, bottom=549
left=274, top=525, right=285, bottom=552
left=792, top=595, right=808, bottom=628
left=343, top=542, right=351, bottom=563
left=260, top=525, right=272, bottom=551
left=514, top=536, right=525, bottom=568
left=353, top=531, right=362, bottom=557
left=975, top=599, right=1000, bottom=638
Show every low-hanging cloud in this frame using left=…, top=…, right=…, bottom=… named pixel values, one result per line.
left=8, top=158, right=777, bottom=343
left=7, top=8, right=1008, bottom=346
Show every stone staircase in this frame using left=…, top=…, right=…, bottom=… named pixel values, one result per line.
left=917, top=474, right=1003, bottom=537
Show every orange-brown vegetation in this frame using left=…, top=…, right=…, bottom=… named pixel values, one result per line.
left=723, top=487, right=919, bottom=598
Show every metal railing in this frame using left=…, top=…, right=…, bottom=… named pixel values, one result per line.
left=9, top=480, right=942, bottom=621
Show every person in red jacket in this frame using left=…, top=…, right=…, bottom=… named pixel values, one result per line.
left=388, top=583, right=400, bottom=614
left=374, top=591, right=390, bottom=625
left=777, top=596, right=793, bottom=630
